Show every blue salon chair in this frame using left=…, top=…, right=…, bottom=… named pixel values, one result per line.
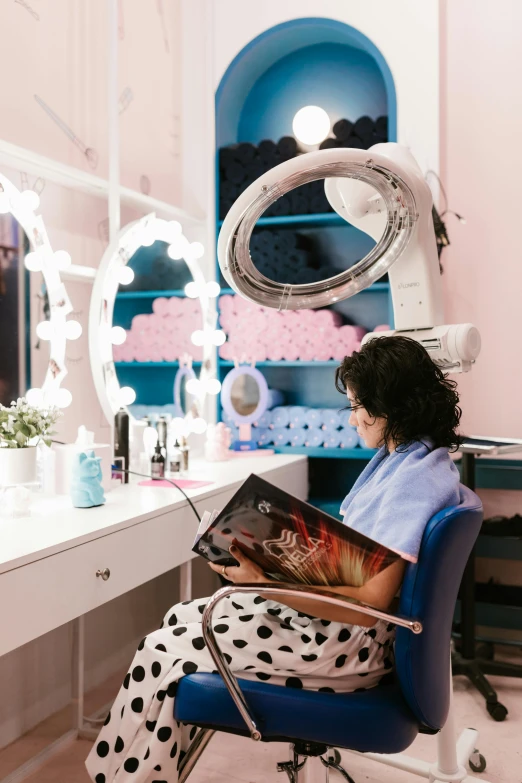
left=175, top=486, right=491, bottom=783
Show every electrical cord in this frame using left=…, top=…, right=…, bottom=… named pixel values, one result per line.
left=111, top=465, right=202, bottom=523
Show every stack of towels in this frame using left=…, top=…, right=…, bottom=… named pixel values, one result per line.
left=222, top=405, right=367, bottom=450
left=219, top=295, right=367, bottom=362
left=112, top=297, right=204, bottom=362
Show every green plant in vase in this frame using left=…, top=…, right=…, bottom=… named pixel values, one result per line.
left=0, top=398, right=62, bottom=486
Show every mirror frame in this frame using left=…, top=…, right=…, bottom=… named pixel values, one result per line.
left=89, top=213, right=213, bottom=432
left=0, top=171, right=73, bottom=406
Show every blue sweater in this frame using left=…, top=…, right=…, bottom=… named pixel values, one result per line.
left=340, top=440, right=461, bottom=562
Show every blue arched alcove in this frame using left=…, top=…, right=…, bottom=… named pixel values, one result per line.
left=216, top=17, right=397, bottom=147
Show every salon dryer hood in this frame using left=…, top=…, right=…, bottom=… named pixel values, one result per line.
left=217, top=143, right=480, bottom=373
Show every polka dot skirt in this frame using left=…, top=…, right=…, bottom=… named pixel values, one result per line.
left=85, top=593, right=395, bottom=782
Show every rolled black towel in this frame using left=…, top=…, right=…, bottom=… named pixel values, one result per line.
left=342, top=136, right=365, bottom=149
left=220, top=180, right=238, bottom=200
left=372, top=132, right=388, bottom=145
left=288, top=190, right=308, bottom=215
left=256, top=230, right=276, bottom=251
left=332, top=118, right=354, bottom=142
left=277, top=136, right=298, bottom=160
left=244, top=159, right=265, bottom=181
left=273, top=232, right=294, bottom=252
left=225, top=161, right=247, bottom=185
left=234, top=142, right=257, bottom=164
left=354, top=116, right=375, bottom=138
left=288, top=249, right=310, bottom=267
left=356, top=133, right=374, bottom=150
left=258, top=139, right=278, bottom=163
left=319, top=137, right=341, bottom=150
left=218, top=147, right=235, bottom=170
left=376, top=116, right=388, bottom=135
left=277, top=194, right=292, bottom=214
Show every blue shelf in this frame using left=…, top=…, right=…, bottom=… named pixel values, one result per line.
left=116, top=289, right=187, bottom=299
left=273, top=446, right=377, bottom=459
left=218, top=213, right=353, bottom=229
left=114, top=361, right=202, bottom=368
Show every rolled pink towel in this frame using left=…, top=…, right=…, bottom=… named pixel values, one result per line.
left=374, top=324, right=391, bottom=332
left=119, top=344, right=135, bottom=362
left=162, top=345, right=179, bottom=362
left=152, top=297, right=170, bottom=316
left=131, top=313, right=149, bottom=331
left=315, top=310, right=342, bottom=328
left=266, top=344, right=285, bottom=361
left=338, top=324, right=366, bottom=341
left=149, top=345, right=163, bottom=362
left=134, top=346, right=153, bottom=362
left=298, top=343, right=316, bottom=362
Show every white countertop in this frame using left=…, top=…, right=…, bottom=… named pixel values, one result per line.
left=0, top=454, right=306, bottom=574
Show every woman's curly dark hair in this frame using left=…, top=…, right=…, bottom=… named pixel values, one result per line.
left=335, top=335, right=462, bottom=452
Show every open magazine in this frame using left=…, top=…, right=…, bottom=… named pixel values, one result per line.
left=193, top=473, right=399, bottom=587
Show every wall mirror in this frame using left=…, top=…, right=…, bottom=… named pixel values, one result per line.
left=0, top=172, right=75, bottom=409
left=89, top=213, right=218, bottom=437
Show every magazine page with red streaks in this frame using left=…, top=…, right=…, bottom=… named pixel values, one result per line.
left=193, top=474, right=399, bottom=587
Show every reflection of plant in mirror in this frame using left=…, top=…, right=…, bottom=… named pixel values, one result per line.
left=0, top=398, right=61, bottom=448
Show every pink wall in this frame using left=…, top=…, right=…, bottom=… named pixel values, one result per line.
left=440, top=0, right=522, bottom=441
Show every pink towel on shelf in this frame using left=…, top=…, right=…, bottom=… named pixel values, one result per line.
left=162, top=345, right=180, bottom=362
left=374, top=324, right=391, bottom=332
left=134, top=346, right=153, bottom=362
left=152, top=297, right=170, bottom=316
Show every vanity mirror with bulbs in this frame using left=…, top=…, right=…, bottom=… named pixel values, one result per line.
left=0, top=171, right=77, bottom=412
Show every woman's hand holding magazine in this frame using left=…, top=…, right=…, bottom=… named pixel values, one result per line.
left=195, top=474, right=405, bottom=626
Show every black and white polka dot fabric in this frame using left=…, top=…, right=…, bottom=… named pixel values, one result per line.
left=86, top=593, right=395, bottom=782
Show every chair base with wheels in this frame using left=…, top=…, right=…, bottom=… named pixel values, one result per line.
left=175, top=488, right=492, bottom=783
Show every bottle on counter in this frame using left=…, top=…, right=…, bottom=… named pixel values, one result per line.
left=180, top=436, right=190, bottom=474
left=150, top=443, right=165, bottom=479
left=156, top=416, right=168, bottom=457
left=168, top=439, right=182, bottom=477
left=115, top=408, right=130, bottom=483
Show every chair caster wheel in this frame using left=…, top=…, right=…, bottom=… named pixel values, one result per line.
left=487, top=701, right=508, bottom=721
left=469, top=750, right=487, bottom=773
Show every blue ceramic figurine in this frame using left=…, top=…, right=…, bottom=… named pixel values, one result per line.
left=70, top=450, right=106, bottom=508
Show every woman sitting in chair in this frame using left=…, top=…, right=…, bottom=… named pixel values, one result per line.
left=87, top=335, right=462, bottom=783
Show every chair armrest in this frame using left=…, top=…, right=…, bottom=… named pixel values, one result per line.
left=201, top=583, right=422, bottom=741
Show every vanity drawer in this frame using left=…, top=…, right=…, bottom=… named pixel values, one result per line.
left=0, top=502, right=202, bottom=658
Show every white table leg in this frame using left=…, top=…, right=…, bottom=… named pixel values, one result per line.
left=179, top=560, right=192, bottom=602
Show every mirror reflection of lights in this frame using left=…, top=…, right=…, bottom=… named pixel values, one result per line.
left=0, top=172, right=74, bottom=408
left=292, top=106, right=331, bottom=146
left=89, top=213, right=220, bottom=435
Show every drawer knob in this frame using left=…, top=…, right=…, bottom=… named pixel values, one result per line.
left=96, top=568, right=111, bottom=581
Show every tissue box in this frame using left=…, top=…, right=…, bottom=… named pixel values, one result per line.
left=53, top=443, right=112, bottom=495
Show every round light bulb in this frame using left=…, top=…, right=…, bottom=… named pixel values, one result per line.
left=65, top=320, right=82, bottom=340
left=21, top=190, right=40, bottom=211
left=119, top=386, right=136, bottom=406
left=206, top=281, right=221, bottom=298
left=184, top=281, right=200, bottom=299
left=54, top=250, right=72, bottom=270
left=189, top=242, right=204, bottom=259
left=24, top=251, right=43, bottom=272
left=0, top=193, right=10, bottom=214
left=36, top=320, right=53, bottom=340
left=185, top=378, right=201, bottom=395
left=56, top=388, right=73, bottom=408
left=26, top=387, right=44, bottom=407
left=292, top=106, right=331, bottom=146
left=191, top=329, right=205, bottom=347
left=191, top=417, right=207, bottom=434
left=212, top=329, right=226, bottom=346
left=143, top=426, right=158, bottom=454
left=171, top=417, right=187, bottom=436
left=111, top=326, right=127, bottom=345
left=206, top=378, right=222, bottom=395
left=116, top=266, right=135, bottom=286
left=167, top=220, right=182, bottom=238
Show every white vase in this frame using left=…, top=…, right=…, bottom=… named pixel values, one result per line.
left=0, top=446, right=38, bottom=486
